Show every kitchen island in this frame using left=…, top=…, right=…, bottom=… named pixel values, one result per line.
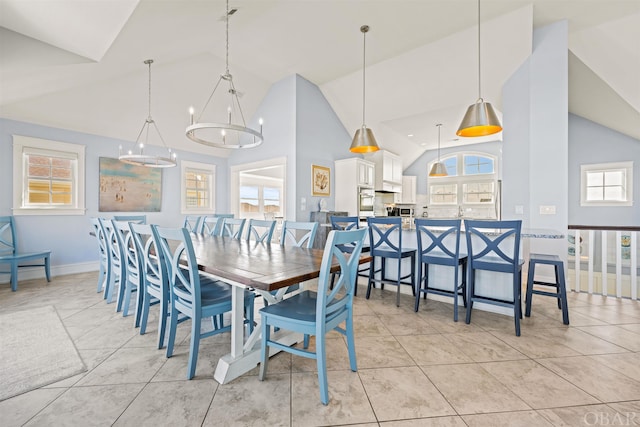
left=365, top=223, right=565, bottom=316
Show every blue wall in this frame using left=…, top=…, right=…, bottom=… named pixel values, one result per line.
left=569, top=114, right=640, bottom=226
left=0, top=118, right=227, bottom=275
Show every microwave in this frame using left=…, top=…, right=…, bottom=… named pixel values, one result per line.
left=399, top=208, right=413, bottom=217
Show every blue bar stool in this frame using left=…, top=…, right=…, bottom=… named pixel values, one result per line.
left=366, top=217, right=416, bottom=307
left=525, top=253, right=569, bottom=325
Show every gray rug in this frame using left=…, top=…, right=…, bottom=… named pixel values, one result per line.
left=0, top=305, right=87, bottom=401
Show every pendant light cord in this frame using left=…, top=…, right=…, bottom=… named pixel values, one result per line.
left=225, top=0, right=230, bottom=76
left=477, top=0, right=482, bottom=102
left=147, top=60, right=152, bottom=120
left=361, top=25, right=368, bottom=128
left=436, top=123, right=442, bottom=160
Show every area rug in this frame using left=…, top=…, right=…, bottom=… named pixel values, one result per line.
left=0, top=305, right=87, bottom=401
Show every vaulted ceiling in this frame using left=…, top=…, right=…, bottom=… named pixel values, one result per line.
left=1, top=0, right=638, bottom=167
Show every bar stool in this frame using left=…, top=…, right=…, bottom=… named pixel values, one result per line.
left=366, top=217, right=416, bottom=307
left=525, top=253, right=569, bottom=325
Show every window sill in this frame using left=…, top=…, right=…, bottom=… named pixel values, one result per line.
left=12, top=208, right=87, bottom=216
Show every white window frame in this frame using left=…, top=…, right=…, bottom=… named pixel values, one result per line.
left=580, top=161, right=633, bottom=207
left=12, top=135, right=86, bottom=216
left=181, top=160, right=216, bottom=214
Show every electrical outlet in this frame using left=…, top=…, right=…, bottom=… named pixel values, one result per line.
left=301, top=197, right=306, bottom=211
left=515, top=205, right=524, bottom=215
left=539, top=205, right=556, bottom=215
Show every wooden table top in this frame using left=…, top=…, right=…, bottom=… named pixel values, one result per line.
left=189, top=234, right=372, bottom=292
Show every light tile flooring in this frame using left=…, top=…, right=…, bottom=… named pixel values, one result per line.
left=1, top=272, right=640, bottom=426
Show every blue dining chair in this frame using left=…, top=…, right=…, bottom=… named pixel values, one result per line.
left=464, top=219, right=524, bottom=336
left=220, top=218, right=246, bottom=239
left=202, top=214, right=235, bottom=236
left=99, top=217, right=124, bottom=304
left=154, top=225, right=255, bottom=379
left=280, top=221, right=318, bottom=249
left=129, top=222, right=171, bottom=348
left=247, top=219, right=276, bottom=243
left=329, top=216, right=370, bottom=295
left=414, top=218, right=467, bottom=321
left=90, top=217, right=110, bottom=295
left=0, top=216, right=51, bottom=291
left=366, top=217, right=416, bottom=307
left=112, top=220, right=140, bottom=316
left=259, top=227, right=367, bottom=405
left=114, top=215, right=147, bottom=224
left=183, top=215, right=204, bottom=233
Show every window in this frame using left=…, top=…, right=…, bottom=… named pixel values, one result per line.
left=464, top=155, right=494, bottom=175
left=430, top=183, right=458, bottom=205
left=181, top=160, right=215, bottom=214
left=240, top=186, right=260, bottom=214
left=581, top=162, right=633, bottom=206
left=12, top=135, right=85, bottom=215
left=428, top=151, right=499, bottom=219
left=264, top=187, right=281, bottom=213
left=239, top=184, right=282, bottom=218
left=463, top=181, right=495, bottom=204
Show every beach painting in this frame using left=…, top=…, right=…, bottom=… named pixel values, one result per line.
left=99, top=157, right=162, bottom=212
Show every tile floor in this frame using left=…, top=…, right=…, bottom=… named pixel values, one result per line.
left=1, top=272, right=640, bottom=426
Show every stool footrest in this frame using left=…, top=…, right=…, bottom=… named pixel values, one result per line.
left=531, top=289, right=561, bottom=298
left=532, top=280, right=559, bottom=287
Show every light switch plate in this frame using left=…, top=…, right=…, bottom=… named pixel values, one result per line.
left=539, top=205, right=556, bottom=215
left=515, top=205, right=524, bottom=215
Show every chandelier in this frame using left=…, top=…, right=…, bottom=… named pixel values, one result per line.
left=185, top=0, right=263, bottom=149
left=119, top=59, right=177, bottom=168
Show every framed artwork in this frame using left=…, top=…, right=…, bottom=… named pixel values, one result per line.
left=99, top=157, right=162, bottom=212
left=312, top=164, right=330, bottom=197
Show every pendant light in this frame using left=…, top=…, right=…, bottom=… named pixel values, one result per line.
left=185, top=0, right=263, bottom=149
left=350, top=25, right=379, bottom=153
left=119, top=59, right=177, bottom=168
left=457, top=0, right=502, bottom=137
left=429, top=124, right=448, bottom=177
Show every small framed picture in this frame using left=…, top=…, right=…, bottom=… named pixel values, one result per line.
left=312, top=165, right=330, bottom=197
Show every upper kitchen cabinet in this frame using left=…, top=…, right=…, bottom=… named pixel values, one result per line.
left=366, top=150, right=403, bottom=192
left=334, top=158, right=376, bottom=217
left=357, top=159, right=375, bottom=188
left=401, top=175, right=417, bottom=204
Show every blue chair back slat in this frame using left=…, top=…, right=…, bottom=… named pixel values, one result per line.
left=415, top=218, right=462, bottom=267
left=280, top=221, right=319, bottom=248
left=464, top=220, right=522, bottom=274
left=183, top=216, right=204, bottom=233
left=154, top=226, right=199, bottom=309
left=247, top=219, right=276, bottom=243
left=220, top=218, right=246, bottom=240
left=0, top=216, right=17, bottom=255
left=367, top=217, right=402, bottom=256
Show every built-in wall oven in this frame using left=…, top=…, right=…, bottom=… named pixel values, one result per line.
left=358, top=187, right=375, bottom=217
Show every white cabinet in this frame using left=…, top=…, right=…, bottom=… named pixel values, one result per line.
left=366, top=150, right=403, bottom=193
left=401, top=176, right=417, bottom=204
left=334, top=158, right=376, bottom=217
left=357, top=160, right=375, bottom=188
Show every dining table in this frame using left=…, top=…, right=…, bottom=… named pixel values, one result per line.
left=188, top=233, right=372, bottom=384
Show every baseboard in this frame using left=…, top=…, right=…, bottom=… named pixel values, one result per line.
left=0, top=262, right=100, bottom=284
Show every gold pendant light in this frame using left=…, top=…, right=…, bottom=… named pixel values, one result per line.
left=429, top=124, right=448, bottom=177
left=457, top=0, right=502, bottom=137
left=350, top=25, right=379, bottom=153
